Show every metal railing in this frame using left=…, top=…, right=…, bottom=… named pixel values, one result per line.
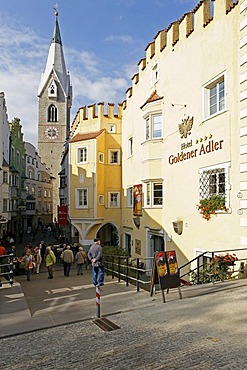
left=179, top=248, right=247, bottom=285
left=0, top=254, right=14, bottom=287
left=104, top=248, right=247, bottom=292
left=104, top=255, right=153, bottom=292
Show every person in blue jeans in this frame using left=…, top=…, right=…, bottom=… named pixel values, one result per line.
left=88, top=238, right=104, bottom=287
left=22, top=249, right=35, bottom=281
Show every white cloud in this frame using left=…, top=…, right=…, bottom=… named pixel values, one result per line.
left=104, top=34, right=135, bottom=44
left=72, top=75, right=128, bottom=111
left=65, top=47, right=100, bottom=76
left=0, top=13, right=130, bottom=148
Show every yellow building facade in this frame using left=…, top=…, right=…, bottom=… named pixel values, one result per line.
left=69, top=103, right=122, bottom=247
left=122, top=0, right=245, bottom=268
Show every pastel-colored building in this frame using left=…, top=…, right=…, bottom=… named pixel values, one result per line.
left=9, top=117, right=26, bottom=234
left=121, top=0, right=244, bottom=268
left=0, top=92, right=10, bottom=238
left=25, top=142, right=54, bottom=227
left=69, top=103, right=122, bottom=247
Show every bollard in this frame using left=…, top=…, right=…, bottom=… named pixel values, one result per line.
left=96, top=285, right=101, bottom=318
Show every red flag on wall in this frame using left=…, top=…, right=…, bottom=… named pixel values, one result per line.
left=58, top=205, right=68, bottom=225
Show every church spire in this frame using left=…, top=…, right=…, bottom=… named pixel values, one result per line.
left=38, top=4, right=70, bottom=97
left=52, top=4, right=62, bottom=45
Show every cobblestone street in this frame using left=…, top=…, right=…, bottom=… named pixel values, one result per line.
left=1, top=283, right=247, bottom=370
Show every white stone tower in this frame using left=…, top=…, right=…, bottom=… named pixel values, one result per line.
left=38, top=6, right=72, bottom=221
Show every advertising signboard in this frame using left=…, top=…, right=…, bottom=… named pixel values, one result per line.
left=150, top=250, right=182, bottom=302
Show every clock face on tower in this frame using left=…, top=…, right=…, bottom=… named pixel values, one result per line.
left=45, top=127, right=59, bottom=139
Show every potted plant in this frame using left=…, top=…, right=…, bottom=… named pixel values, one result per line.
left=190, top=253, right=238, bottom=284
left=197, top=195, right=227, bottom=220
left=212, top=253, right=238, bottom=281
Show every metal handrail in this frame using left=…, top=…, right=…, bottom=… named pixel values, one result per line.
left=104, top=248, right=247, bottom=292
left=179, top=248, right=247, bottom=285
left=0, top=254, right=14, bottom=287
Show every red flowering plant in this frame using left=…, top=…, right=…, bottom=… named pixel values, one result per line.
left=190, top=253, right=238, bottom=284
left=197, top=195, right=227, bottom=221
left=212, top=253, right=238, bottom=281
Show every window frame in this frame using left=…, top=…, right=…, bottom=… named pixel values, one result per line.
left=3, top=198, right=8, bottom=212
left=203, top=72, right=226, bottom=120
left=150, top=60, right=160, bottom=86
left=144, top=181, right=163, bottom=208
left=144, top=112, right=162, bottom=141
left=108, top=123, right=116, bottom=133
left=16, top=151, right=20, bottom=165
left=76, top=188, right=88, bottom=208
left=48, top=104, right=58, bottom=122
left=127, top=187, right=133, bottom=207
left=108, top=149, right=121, bottom=165
left=98, top=152, right=104, bottom=164
left=108, top=192, right=120, bottom=208
left=128, top=136, right=133, bottom=157
left=48, top=81, right=57, bottom=98
left=3, top=171, right=8, bottom=184
left=198, top=162, right=230, bottom=210
left=77, top=146, right=88, bottom=164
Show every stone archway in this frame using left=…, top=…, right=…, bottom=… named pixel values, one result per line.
left=96, top=223, right=119, bottom=246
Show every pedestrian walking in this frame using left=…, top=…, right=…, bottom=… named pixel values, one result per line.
left=75, top=247, right=87, bottom=275
left=34, top=245, right=42, bottom=273
left=21, top=249, right=35, bottom=281
left=87, top=238, right=104, bottom=287
left=40, top=241, right=46, bottom=261
left=61, top=245, right=74, bottom=277
left=45, top=246, right=56, bottom=279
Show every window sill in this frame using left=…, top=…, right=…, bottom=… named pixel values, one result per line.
left=141, top=138, right=163, bottom=145
left=202, top=109, right=227, bottom=124
left=144, top=205, right=163, bottom=209
left=215, top=207, right=231, bottom=214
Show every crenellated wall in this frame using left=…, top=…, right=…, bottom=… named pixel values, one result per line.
left=123, top=0, right=239, bottom=109
left=71, top=102, right=122, bottom=136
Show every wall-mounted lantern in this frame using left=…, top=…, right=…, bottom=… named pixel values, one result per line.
left=133, top=217, right=140, bottom=229
left=172, top=220, right=183, bottom=235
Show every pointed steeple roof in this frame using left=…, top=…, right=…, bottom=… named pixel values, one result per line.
left=38, top=10, right=70, bottom=97
left=52, top=19, right=62, bottom=45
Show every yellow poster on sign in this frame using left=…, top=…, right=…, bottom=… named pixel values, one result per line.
left=155, top=252, right=167, bottom=278
left=167, top=251, right=178, bottom=275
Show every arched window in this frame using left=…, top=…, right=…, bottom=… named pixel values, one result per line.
left=48, top=80, right=57, bottom=98
left=48, top=104, right=58, bottom=122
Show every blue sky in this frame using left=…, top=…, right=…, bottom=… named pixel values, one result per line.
left=0, top=0, right=198, bottom=146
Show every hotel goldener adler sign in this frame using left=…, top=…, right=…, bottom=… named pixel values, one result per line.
left=168, top=116, right=224, bottom=165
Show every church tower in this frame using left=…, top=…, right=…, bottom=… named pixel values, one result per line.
left=38, top=6, right=72, bottom=221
